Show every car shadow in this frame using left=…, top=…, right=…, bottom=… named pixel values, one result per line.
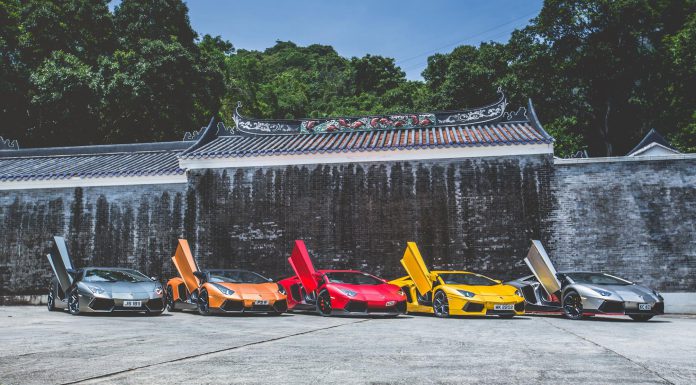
left=527, top=313, right=671, bottom=323
left=405, top=312, right=531, bottom=320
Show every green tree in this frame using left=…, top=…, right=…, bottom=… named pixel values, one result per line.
left=113, top=0, right=196, bottom=49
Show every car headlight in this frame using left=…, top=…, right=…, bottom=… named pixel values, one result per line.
left=652, top=290, right=663, bottom=300
left=593, top=289, right=612, bottom=297
left=155, top=287, right=163, bottom=295
left=87, top=285, right=105, bottom=295
left=339, top=288, right=357, bottom=297
left=276, top=283, right=286, bottom=295
left=211, top=283, right=235, bottom=296
left=457, top=289, right=475, bottom=298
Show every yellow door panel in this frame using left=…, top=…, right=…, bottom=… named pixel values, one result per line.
left=400, top=242, right=432, bottom=296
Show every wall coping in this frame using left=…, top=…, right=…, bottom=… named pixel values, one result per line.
left=554, top=153, right=696, bottom=165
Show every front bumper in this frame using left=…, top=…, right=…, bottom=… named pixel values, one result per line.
left=333, top=299, right=407, bottom=316
left=448, top=295, right=525, bottom=316
left=215, top=299, right=288, bottom=313
left=82, top=296, right=164, bottom=313
left=583, top=299, right=664, bottom=316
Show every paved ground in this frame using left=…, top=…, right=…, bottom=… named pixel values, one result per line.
left=1, top=307, right=694, bottom=385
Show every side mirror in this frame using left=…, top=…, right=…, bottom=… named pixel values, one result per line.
left=66, top=268, right=77, bottom=275
left=150, top=276, right=158, bottom=281
left=193, top=271, right=207, bottom=283
left=267, top=278, right=274, bottom=282
left=495, top=279, right=502, bottom=284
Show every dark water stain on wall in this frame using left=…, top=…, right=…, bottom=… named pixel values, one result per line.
left=0, top=185, right=186, bottom=294
left=187, top=155, right=554, bottom=283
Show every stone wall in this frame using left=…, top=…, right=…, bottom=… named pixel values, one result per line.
left=0, top=184, right=188, bottom=294
left=186, top=155, right=554, bottom=283
left=546, top=157, right=696, bottom=291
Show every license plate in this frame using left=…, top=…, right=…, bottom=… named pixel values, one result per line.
left=254, top=300, right=268, bottom=305
left=638, top=303, right=652, bottom=311
left=123, top=300, right=141, bottom=307
left=494, top=304, right=514, bottom=311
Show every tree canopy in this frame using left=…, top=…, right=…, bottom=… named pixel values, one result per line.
left=1, top=0, right=695, bottom=156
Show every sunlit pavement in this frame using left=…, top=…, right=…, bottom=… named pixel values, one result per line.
left=1, top=306, right=694, bottom=385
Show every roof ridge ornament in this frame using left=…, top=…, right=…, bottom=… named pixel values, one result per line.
left=503, top=107, right=528, bottom=122
left=0, top=137, right=19, bottom=150
left=231, top=88, right=515, bottom=136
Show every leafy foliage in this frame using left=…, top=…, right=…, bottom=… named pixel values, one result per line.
left=1, top=0, right=695, bottom=155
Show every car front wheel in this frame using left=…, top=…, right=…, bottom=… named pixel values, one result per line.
left=562, top=291, right=583, bottom=320
left=47, top=285, right=57, bottom=312
left=317, top=290, right=332, bottom=316
left=629, top=314, right=653, bottom=322
left=433, top=291, right=449, bottom=318
left=197, top=289, right=212, bottom=316
left=68, top=290, right=80, bottom=315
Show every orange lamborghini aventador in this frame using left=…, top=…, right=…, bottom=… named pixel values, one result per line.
left=165, top=239, right=287, bottom=315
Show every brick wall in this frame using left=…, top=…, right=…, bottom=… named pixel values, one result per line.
left=186, top=154, right=554, bottom=283
left=0, top=184, right=187, bottom=294
left=546, top=157, right=696, bottom=291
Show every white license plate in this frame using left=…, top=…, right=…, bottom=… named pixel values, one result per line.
left=638, top=303, right=652, bottom=311
left=123, top=300, right=141, bottom=307
left=254, top=300, right=269, bottom=305
left=494, top=304, right=514, bottom=311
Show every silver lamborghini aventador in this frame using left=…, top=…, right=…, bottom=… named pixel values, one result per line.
left=47, top=236, right=165, bottom=315
left=507, top=240, right=664, bottom=321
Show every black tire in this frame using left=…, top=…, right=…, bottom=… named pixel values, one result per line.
left=562, top=291, right=583, bottom=320
left=317, top=290, right=332, bottom=316
left=47, top=284, right=57, bottom=312
left=67, top=289, right=80, bottom=315
left=433, top=291, right=449, bottom=318
left=197, top=288, right=212, bottom=316
left=166, top=286, right=178, bottom=312
left=147, top=309, right=164, bottom=316
left=629, top=314, right=654, bottom=322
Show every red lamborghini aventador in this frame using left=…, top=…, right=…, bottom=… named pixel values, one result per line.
left=278, top=240, right=407, bottom=316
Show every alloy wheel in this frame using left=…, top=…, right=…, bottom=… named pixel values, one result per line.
left=68, top=290, right=80, bottom=315
left=433, top=291, right=449, bottom=318
left=166, top=286, right=176, bottom=312
left=47, top=287, right=56, bottom=311
left=563, top=292, right=583, bottom=320
left=317, top=290, right=332, bottom=316
left=198, top=289, right=211, bottom=316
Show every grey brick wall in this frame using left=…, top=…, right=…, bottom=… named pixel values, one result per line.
left=2, top=153, right=694, bottom=295
left=546, top=158, right=696, bottom=291
left=186, top=155, right=554, bottom=283
left=0, top=184, right=187, bottom=294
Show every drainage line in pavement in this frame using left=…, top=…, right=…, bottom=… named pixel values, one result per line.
left=58, top=318, right=371, bottom=385
left=540, top=318, right=675, bottom=385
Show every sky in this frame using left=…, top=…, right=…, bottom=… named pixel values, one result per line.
left=112, top=0, right=544, bottom=80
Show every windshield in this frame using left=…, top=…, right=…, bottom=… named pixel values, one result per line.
left=209, top=270, right=268, bottom=284
left=83, top=269, right=151, bottom=283
left=325, top=272, right=383, bottom=285
left=564, top=273, right=631, bottom=286
left=438, top=273, right=498, bottom=286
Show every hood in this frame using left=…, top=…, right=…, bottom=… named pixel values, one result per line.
left=448, top=283, right=518, bottom=297
left=332, top=283, right=402, bottom=300
left=81, top=280, right=160, bottom=295
left=216, top=282, right=280, bottom=295
left=582, top=284, right=660, bottom=302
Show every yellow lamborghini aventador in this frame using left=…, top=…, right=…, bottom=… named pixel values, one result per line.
left=390, top=242, right=525, bottom=318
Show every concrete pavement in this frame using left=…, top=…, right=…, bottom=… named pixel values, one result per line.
left=0, top=306, right=694, bottom=385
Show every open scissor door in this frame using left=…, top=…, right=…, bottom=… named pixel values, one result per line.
left=288, top=240, right=319, bottom=293
left=524, top=240, right=562, bottom=295
left=400, top=242, right=433, bottom=296
left=46, top=236, right=75, bottom=292
left=172, top=239, right=200, bottom=293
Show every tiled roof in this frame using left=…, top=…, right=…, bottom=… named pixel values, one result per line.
left=627, top=129, right=678, bottom=156
left=0, top=141, right=191, bottom=182
left=181, top=94, right=553, bottom=160
left=181, top=122, right=550, bottom=160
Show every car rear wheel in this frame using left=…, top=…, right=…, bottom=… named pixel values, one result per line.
left=47, top=285, right=57, bottom=312
left=68, top=290, right=80, bottom=315
left=433, top=291, right=449, bottom=318
left=166, top=286, right=178, bottom=312
left=629, top=314, right=653, bottom=322
left=562, top=291, right=583, bottom=320
left=197, top=289, right=212, bottom=316
left=317, top=290, right=332, bottom=316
